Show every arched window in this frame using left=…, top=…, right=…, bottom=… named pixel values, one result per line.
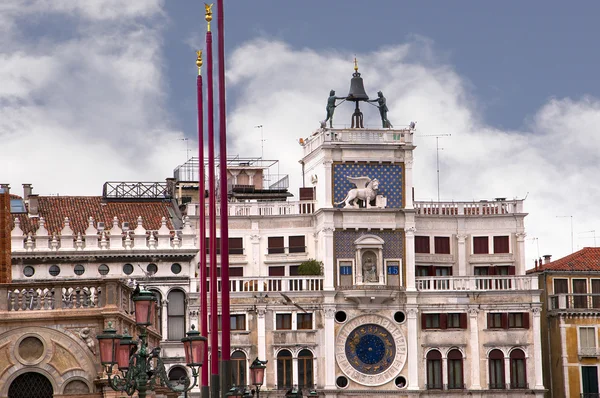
left=151, top=290, right=162, bottom=334
left=168, top=366, right=188, bottom=389
left=510, top=349, right=527, bottom=389
left=277, top=350, right=293, bottom=389
left=8, top=372, right=53, bottom=398
left=298, top=349, right=314, bottom=389
left=447, top=349, right=463, bottom=389
left=489, top=349, right=505, bottom=389
left=426, top=350, right=442, bottom=390
left=231, top=351, right=247, bottom=387
left=167, top=290, right=186, bottom=340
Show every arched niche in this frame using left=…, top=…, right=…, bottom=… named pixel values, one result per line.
left=354, top=235, right=385, bottom=285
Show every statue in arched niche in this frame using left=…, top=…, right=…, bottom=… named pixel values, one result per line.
left=362, top=251, right=378, bottom=283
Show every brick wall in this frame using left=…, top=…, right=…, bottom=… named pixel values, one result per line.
left=0, top=189, right=11, bottom=283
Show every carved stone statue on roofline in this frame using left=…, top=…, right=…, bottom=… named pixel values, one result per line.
left=335, top=176, right=379, bottom=208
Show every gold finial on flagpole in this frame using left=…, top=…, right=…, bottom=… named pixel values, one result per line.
left=205, top=3, right=213, bottom=31
left=196, top=50, right=203, bottom=75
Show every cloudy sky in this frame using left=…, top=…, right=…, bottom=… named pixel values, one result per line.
left=2, top=0, right=599, bottom=265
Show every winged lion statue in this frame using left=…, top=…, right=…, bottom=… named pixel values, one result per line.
left=334, top=176, right=379, bottom=208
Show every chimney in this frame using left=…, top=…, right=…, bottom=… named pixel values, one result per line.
left=22, top=184, right=32, bottom=200
left=534, top=259, right=538, bottom=270
left=543, top=254, right=552, bottom=264
left=28, top=194, right=39, bottom=216
left=0, top=184, right=9, bottom=194
left=165, top=178, right=176, bottom=199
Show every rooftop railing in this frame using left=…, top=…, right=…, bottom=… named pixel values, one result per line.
left=416, top=275, right=538, bottom=292
left=415, top=200, right=524, bottom=216
left=549, top=294, right=600, bottom=310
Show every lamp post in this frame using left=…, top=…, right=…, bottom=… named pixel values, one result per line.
left=97, top=289, right=207, bottom=398
left=249, top=357, right=268, bottom=398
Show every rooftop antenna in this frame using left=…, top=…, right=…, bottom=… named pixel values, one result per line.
left=529, top=237, right=540, bottom=259
left=179, top=138, right=191, bottom=160
left=254, top=125, right=264, bottom=159
left=418, top=134, right=451, bottom=202
left=578, top=230, right=597, bottom=248
left=556, top=215, right=574, bottom=253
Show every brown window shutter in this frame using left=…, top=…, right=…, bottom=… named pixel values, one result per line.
left=501, top=313, right=509, bottom=329
left=493, top=236, right=510, bottom=253
left=421, top=313, right=427, bottom=329
left=473, top=236, right=489, bottom=254
left=288, top=235, right=305, bottom=253
left=508, top=266, right=516, bottom=275
left=268, top=266, right=285, bottom=276
left=460, top=313, right=468, bottom=329
left=434, top=237, right=450, bottom=254
left=522, top=312, right=530, bottom=329
left=487, top=313, right=493, bottom=328
left=299, top=187, right=315, bottom=200
left=229, top=267, right=244, bottom=277
left=440, top=313, right=448, bottom=329
left=268, top=236, right=284, bottom=254
left=488, top=266, right=496, bottom=275
left=415, top=236, right=430, bottom=253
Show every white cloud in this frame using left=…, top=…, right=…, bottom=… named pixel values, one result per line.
left=0, top=0, right=185, bottom=196
left=226, top=39, right=600, bottom=264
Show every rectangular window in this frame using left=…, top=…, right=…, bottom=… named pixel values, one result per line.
left=340, top=265, right=353, bottom=275
left=268, top=236, right=285, bottom=254
left=580, top=327, right=596, bottom=349
left=297, top=313, right=313, bottom=330
left=554, top=278, right=568, bottom=294
left=434, top=236, right=450, bottom=254
left=582, top=366, right=600, bottom=394
left=573, top=279, right=588, bottom=309
left=288, top=235, right=306, bottom=253
left=276, top=313, right=292, bottom=330
left=447, top=313, right=461, bottom=328
left=417, top=266, right=431, bottom=276
left=205, top=237, right=221, bottom=254
left=415, top=236, right=430, bottom=253
left=508, top=313, right=523, bottom=328
left=229, top=237, right=244, bottom=255
left=229, top=267, right=244, bottom=277
left=488, top=313, right=503, bottom=329
left=493, top=236, right=510, bottom=253
left=424, top=314, right=440, bottom=329
left=230, top=314, right=246, bottom=331
left=593, top=280, right=600, bottom=308
left=289, top=265, right=300, bottom=276
left=473, top=237, right=489, bottom=254
left=268, top=266, right=285, bottom=276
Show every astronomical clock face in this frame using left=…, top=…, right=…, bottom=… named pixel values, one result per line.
left=336, top=315, right=407, bottom=386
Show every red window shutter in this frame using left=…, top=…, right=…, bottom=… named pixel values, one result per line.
left=229, top=267, right=244, bottom=277
left=415, top=236, right=430, bottom=253
left=508, top=266, right=516, bottom=275
left=487, top=313, right=492, bottom=328
left=522, top=312, right=530, bottom=329
left=299, top=187, right=315, bottom=200
left=501, top=313, right=509, bottom=329
left=488, top=266, right=496, bottom=275
left=429, top=265, right=435, bottom=276
left=434, top=237, right=450, bottom=254
left=268, top=236, right=284, bottom=254
left=473, top=236, right=489, bottom=254
left=460, top=313, right=468, bottom=329
left=440, top=313, right=448, bottom=329
left=421, top=313, right=427, bottom=329
left=493, top=236, right=510, bottom=253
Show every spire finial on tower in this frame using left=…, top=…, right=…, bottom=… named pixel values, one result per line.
left=354, top=56, right=359, bottom=72
left=205, top=3, right=213, bottom=31
left=196, top=50, right=203, bottom=75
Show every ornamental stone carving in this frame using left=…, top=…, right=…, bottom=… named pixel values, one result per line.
left=336, top=314, right=407, bottom=386
left=334, top=176, right=380, bottom=209
left=323, top=306, right=336, bottom=319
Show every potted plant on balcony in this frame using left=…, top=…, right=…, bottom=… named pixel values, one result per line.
left=298, top=259, right=323, bottom=276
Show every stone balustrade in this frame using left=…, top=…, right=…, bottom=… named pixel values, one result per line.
left=228, top=276, right=324, bottom=293
left=190, top=200, right=316, bottom=217
left=549, top=294, right=600, bottom=310
left=11, top=215, right=196, bottom=252
left=414, top=200, right=524, bottom=216
left=0, top=279, right=132, bottom=312
left=416, top=275, right=538, bottom=292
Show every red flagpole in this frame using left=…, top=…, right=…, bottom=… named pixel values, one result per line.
left=195, top=60, right=209, bottom=395
left=206, top=26, right=220, bottom=397
left=216, top=0, right=231, bottom=394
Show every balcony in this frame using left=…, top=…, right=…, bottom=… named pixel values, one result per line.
left=549, top=294, right=600, bottom=311
left=416, top=275, right=538, bottom=292
left=194, top=201, right=316, bottom=217
left=415, top=200, right=524, bottom=216
left=579, top=347, right=600, bottom=358
left=228, top=276, right=324, bottom=293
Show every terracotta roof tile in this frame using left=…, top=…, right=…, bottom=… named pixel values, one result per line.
left=11, top=197, right=179, bottom=235
left=527, top=247, right=600, bottom=273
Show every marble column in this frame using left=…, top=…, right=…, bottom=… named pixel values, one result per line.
left=406, top=307, right=419, bottom=390
left=516, top=232, right=527, bottom=275
left=323, top=160, right=333, bottom=209
left=292, top=356, right=299, bottom=388
left=161, top=299, right=169, bottom=339
left=323, top=306, right=336, bottom=389
left=404, top=156, right=414, bottom=209
left=532, top=307, right=544, bottom=389
left=257, top=307, right=267, bottom=362
left=322, top=227, right=335, bottom=290
left=468, top=308, right=481, bottom=389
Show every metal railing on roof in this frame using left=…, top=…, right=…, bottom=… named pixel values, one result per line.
left=102, top=182, right=171, bottom=200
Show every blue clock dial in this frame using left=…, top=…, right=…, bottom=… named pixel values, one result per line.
left=344, top=324, right=396, bottom=375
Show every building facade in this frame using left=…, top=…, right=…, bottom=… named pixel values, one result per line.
left=529, top=248, right=600, bottom=398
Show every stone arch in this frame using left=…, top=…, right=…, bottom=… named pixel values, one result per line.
left=7, top=371, right=54, bottom=398
left=0, top=326, right=97, bottom=397
left=61, top=376, right=92, bottom=394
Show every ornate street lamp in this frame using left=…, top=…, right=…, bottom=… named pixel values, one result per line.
left=98, top=289, right=207, bottom=398
left=249, top=357, right=268, bottom=398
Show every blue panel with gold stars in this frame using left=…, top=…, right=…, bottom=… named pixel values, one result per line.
left=344, top=324, right=396, bottom=375
left=333, top=163, right=403, bottom=208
